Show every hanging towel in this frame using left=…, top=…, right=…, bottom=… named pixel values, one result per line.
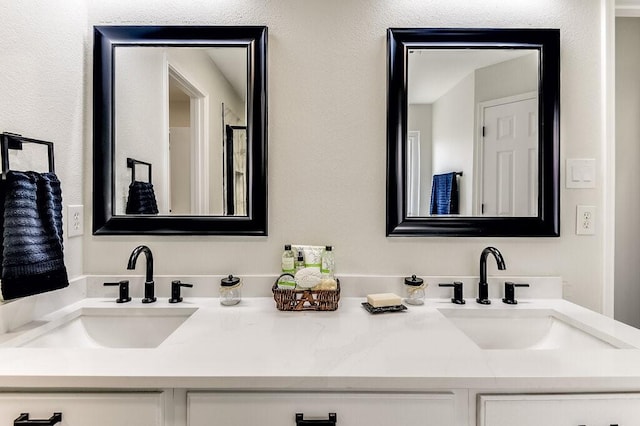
left=429, top=172, right=460, bottom=215
left=0, top=171, right=68, bottom=301
left=125, top=181, right=159, bottom=215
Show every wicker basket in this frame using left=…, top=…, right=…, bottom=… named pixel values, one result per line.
left=272, top=278, right=340, bottom=311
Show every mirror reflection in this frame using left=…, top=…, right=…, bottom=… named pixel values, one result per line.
left=407, top=49, right=539, bottom=217
left=114, top=46, right=247, bottom=216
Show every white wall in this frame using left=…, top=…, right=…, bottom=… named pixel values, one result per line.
left=408, top=104, right=433, bottom=216
left=0, top=0, right=86, bottom=280
left=74, top=0, right=606, bottom=312
left=475, top=52, right=539, bottom=103
left=615, top=17, right=640, bottom=327
left=432, top=72, right=475, bottom=215
left=114, top=48, right=168, bottom=213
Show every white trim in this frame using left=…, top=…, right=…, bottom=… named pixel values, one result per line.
left=406, top=131, right=421, bottom=216
left=160, top=54, right=170, bottom=214
left=603, top=0, right=616, bottom=317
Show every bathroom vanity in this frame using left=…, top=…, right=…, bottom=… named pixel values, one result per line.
left=0, top=277, right=640, bottom=426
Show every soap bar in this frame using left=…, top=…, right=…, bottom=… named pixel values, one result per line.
left=366, top=293, right=402, bottom=308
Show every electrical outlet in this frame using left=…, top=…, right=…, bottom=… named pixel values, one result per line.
left=576, top=205, right=595, bottom=235
left=67, top=205, right=84, bottom=237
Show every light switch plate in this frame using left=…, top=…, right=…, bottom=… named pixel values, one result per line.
left=566, top=159, right=596, bottom=188
left=67, top=205, right=84, bottom=237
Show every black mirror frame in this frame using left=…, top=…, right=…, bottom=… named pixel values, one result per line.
left=386, top=28, right=560, bottom=237
left=93, top=25, right=267, bottom=235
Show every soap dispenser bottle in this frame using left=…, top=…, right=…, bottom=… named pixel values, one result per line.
left=321, top=246, right=335, bottom=279
left=295, top=251, right=305, bottom=272
left=281, top=244, right=295, bottom=274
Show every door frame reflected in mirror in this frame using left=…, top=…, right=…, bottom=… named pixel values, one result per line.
left=386, top=28, right=560, bottom=237
left=93, top=25, right=267, bottom=235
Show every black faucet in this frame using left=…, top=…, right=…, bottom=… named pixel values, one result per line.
left=477, top=246, right=506, bottom=305
left=127, top=245, right=156, bottom=303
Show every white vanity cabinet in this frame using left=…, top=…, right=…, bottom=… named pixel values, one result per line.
left=0, top=392, right=164, bottom=426
left=187, top=392, right=460, bottom=426
left=478, top=393, right=640, bottom=426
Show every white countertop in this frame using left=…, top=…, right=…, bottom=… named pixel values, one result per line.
left=1, top=296, right=640, bottom=391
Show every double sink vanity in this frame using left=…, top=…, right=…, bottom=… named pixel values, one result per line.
left=11, top=21, right=610, bottom=426
left=0, top=275, right=639, bottom=426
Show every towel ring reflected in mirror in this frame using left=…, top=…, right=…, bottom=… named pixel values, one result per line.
left=93, top=25, right=267, bottom=235
left=386, top=28, right=560, bottom=237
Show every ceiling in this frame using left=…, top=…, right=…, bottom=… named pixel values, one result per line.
left=169, top=47, right=247, bottom=103
left=408, top=49, right=537, bottom=104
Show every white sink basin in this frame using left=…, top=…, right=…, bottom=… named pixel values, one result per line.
left=438, top=308, right=629, bottom=350
left=10, top=307, right=197, bottom=349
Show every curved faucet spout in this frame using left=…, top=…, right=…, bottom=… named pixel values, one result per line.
left=127, top=245, right=153, bottom=282
left=477, top=246, right=506, bottom=304
left=127, top=245, right=156, bottom=303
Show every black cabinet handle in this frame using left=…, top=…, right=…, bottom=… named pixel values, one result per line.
left=296, top=413, right=337, bottom=425
left=14, top=412, right=62, bottom=426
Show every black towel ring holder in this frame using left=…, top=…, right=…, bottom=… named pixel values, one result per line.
left=126, top=157, right=152, bottom=184
left=0, top=132, right=55, bottom=179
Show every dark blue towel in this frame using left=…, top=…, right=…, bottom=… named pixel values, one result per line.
left=125, top=181, right=159, bottom=215
left=430, top=172, right=459, bottom=215
left=0, top=171, right=69, bottom=300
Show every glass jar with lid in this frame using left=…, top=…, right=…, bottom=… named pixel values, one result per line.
left=220, top=274, right=242, bottom=306
left=404, top=274, right=426, bottom=305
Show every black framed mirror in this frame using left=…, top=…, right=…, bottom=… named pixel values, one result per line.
left=387, top=28, right=559, bottom=237
left=93, top=25, right=267, bottom=235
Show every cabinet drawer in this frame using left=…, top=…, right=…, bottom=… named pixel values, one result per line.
left=0, top=392, right=164, bottom=426
left=188, top=392, right=456, bottom=426
left=479, top=393, right=640, bottom=426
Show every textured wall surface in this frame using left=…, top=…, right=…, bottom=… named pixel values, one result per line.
left=78, top=0, right=605, bottom=311
left=0, top=0, right=87, bottom=279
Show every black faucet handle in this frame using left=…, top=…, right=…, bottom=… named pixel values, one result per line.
left=439, top=281, right=466, bottom=304
left=169, top=280, right=194, bottom=304
left=502, top=281, right=530, bottom=304
left=103, top=280, right=132, bottom=303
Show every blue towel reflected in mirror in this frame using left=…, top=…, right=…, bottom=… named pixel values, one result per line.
left=430, top=172, right=460, bottom=215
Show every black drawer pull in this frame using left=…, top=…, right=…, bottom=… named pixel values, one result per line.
left=296, top=413, right=337, bottom=425
left=14, top=412, right=62, bottom=426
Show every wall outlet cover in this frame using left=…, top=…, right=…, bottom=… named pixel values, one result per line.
left=67, top=205, right=84, bottom=237
left=576, top=205, right=595, bottom=235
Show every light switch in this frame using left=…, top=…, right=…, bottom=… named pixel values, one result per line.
left=566, top=159, right=596, bottom=188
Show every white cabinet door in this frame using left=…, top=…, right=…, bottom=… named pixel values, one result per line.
left=479, top=393, right=640, bottom=426
left=188, top=392, right=457, bottom=426
left=0, top=392, right=164, bottom=426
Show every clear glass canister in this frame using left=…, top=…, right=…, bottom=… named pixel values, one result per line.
left=404, top=274, right=425, bottom=305
left=220, top=274, right=242, bottom=306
